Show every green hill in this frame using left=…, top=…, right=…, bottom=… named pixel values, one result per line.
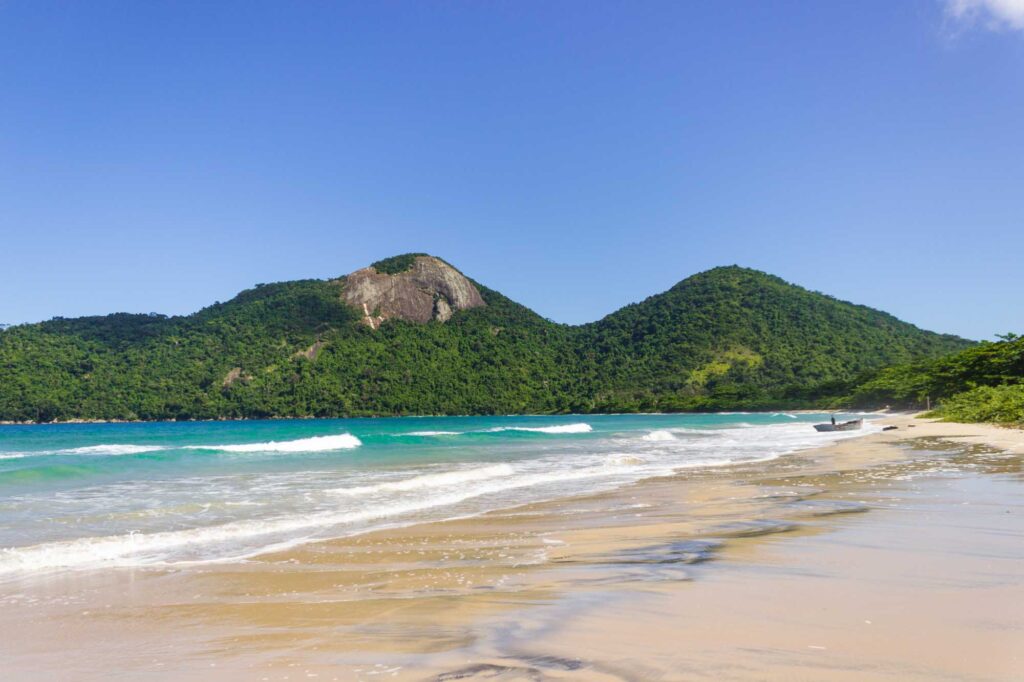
left=573, top=266, right=970, bottom=411
left=0, top=256, right=971, bottom=422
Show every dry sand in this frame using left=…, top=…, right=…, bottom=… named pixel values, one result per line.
left=1, top=415, right=1022, bottom=680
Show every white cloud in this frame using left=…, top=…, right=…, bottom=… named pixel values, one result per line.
left=945, top=0, right=1024, bottom=31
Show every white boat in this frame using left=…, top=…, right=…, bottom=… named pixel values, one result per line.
left=813, top=418, right=863, bottom=432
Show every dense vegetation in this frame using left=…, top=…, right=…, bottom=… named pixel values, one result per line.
left=368, top=253, right=430, bottom=275
left=573, top=267, right=969, bottom=412
left=0, top=260, right=973, bottom=422
left=843, top=334, right=1024, bottom=425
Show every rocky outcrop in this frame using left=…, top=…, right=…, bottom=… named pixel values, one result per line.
left=340, top=255, right=486, bottom=328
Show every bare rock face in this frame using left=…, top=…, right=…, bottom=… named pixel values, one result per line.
left=340, top=256, right=486, bottom=328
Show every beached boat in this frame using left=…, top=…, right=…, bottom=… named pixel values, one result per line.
left=813, top=418, right=863, bottom=432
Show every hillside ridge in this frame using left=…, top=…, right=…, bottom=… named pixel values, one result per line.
left=0, top=255, right=973, bottom=422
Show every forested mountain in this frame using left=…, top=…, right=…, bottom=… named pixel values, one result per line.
left=0, top=255, right=971, bottom=422
left=575, top=266, right=971, bottom=411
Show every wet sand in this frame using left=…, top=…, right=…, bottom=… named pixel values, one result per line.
left=1, top=415, right=1022, bottom=680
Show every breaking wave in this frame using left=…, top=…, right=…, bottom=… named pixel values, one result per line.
left=400, top=430, right=462, bottom=437
left=0, top=444, right=167, bottom=459
left=0, top=463, right=621, bottom=574
left=186, top=434, right=362, bottom=453
left=396, top=423, right=593, bottom=437
left=0, top=415, right=880, bottom=576
left=487, top=423, right=592, bottom=434
left=60, top=444, right=168, bottom=456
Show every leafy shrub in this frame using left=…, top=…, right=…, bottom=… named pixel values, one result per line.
left=931, top=384, right=1024, bottom=425
left=846, top=336, right=1024, bottom=410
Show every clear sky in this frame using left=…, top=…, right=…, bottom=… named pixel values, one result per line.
left=1, top=1, right=1021, bottom=339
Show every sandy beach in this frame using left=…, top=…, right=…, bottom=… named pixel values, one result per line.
left=1, top=414, right=1022, bottom=681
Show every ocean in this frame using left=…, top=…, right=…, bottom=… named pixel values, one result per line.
left=0, top=413, right=877, bottom=576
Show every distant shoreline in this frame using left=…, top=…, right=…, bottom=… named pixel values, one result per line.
left=0, top=408, right=884, bottom=427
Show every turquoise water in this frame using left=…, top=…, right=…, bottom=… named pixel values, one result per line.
left=0, top=413, right=876, bottom=575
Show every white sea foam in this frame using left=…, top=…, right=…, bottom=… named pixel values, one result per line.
left=0, top=462, right=624, bottom=575
left=400, top=430, right=462, bottom=437
left=605, top=454, right=646, bottom=466
left=332, top=464, right=515, bottom=496
left=186, top=433, right=362, bottom=453
left=641, top=430, right=677, bottom=442
left=401, top=424, right=592, bottom=436
left=0, top=444, right=167, bottom=459
left=487, top=423, right=592, bottom=434
left=0, top=416, right=880, bottom=576
left=61, top=444, right=168, bottom=456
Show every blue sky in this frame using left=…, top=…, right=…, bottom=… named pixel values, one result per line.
left=1, top=1, right=1021, bottom=339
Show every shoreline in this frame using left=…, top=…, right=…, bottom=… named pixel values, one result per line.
left=0, top=407, right=890, bottom=426
left=1, top=414, right=1021, bottom=680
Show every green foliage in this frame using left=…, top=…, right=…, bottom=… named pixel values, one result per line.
left=369, top=253, right=429, bottom=275
left=845, top=335, right=1024, bottom=408
left=842, top=335, right=1024, bottom=425
left=0, top=262, right=972, bottom=422
left=928, top=385, right=1024, bottom=426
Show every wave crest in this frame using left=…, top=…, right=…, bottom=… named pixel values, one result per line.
left=186, top=434, right=362, bottom=453
left=488, top=423, right=592, bottom=434
left=0, top=444, right=167, bottom=459
left=641, top=430, right=676, bottom=442
left=62, top=444, right=167, bottom=456
left=400, top=430, right=462, bottom=437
